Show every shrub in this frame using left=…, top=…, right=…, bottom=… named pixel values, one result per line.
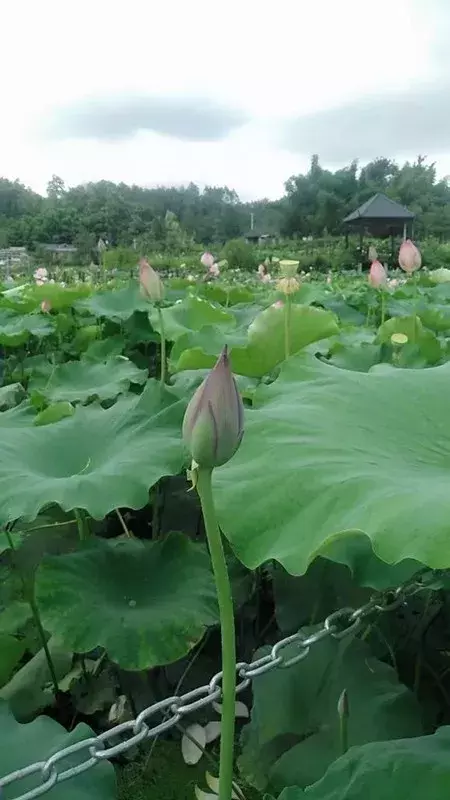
left=221, top=239, right=256, bottom=271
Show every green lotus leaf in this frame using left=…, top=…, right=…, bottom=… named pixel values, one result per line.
left=0, top=380, right=186, bottom=524
left=277, top=727, right=450, bottom=800
left=83, top=334, right=126, bottom=362
left=214, top=353, right=450, bottom=574
left=0, top=634, right=26, bottom=687
left=76, top=282, right=149, bottom=321
left=0, top=308, right=54, bottom=346
left=229, top=304, right=339, bottom=377
left=239, top=634, right=421, bottom=792
left=150, top=295, right=235, bottom=341
left=0, top=699, right=115, bottom=798
left=174, top=304, right=339, bottom=377
left=36, top=533, right=218, bottom=669
left=0, top=383, right=26, bottom=410
left=28, top=356, right=147, bottom=404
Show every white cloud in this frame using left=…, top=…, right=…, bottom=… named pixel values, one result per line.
left=0, top=0, right=446, bottom=198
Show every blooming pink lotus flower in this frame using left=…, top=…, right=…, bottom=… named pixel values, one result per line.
left=399, top=239, right=421, bottom=273
left=209, top=263, right=220, bottom=277
left=257, top=264, right=266, bottom=277
left=261, top=273, right=271, bottom=283
left=200, top=252, right=215, bottom=269
left=139, top=258, right=164, bottom=302
left=368, top=260, right=387, bottom=288
left=34, top=267, right=48, bottom=286
left=271, top=300, right=284, bottom=309
left=182, top=345, right=244, bottom=469
left=40, top=299, right=52, bottom=313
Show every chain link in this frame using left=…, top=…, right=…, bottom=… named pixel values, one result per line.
left=0, top=567, right=444, bottom=800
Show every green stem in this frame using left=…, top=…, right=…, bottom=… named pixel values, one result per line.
left=284, top=295, right=292, bottom=360
left=380, top=289, right=386, bottom=326
left=5, top=528, right=59, bottom=696
left=157, top=305, right=166, bottom=386
left=74, top=509, right=89, bottom=541
left=196, top=468, right=236, bottom=800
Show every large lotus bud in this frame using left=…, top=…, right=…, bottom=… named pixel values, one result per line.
left=139, top=258, right=164, bottom=302
left=399, top=240, right=421, bottom=273
left=182, top=346, right=244, bottom=469
left=200, top=252, right=215, bottom=269
left=368, top=260, right=387, bottom=288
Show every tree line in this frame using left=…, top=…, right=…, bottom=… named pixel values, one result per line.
left=1, top=155, right=450, bottom=257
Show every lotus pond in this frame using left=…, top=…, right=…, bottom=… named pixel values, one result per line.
left=2, top=264, right=450, bottom=800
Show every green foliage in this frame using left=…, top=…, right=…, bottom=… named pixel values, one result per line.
left=240, top=634, right=421, bottom=792
left=222, top=238, right=257, bottom=270
left=0, top=699, right=115, bottom=798
left=3, top=266, right=450, bottom=800
left=276, top=727, right=450, bottom=800
left=36, top=534, right=218, bottom=669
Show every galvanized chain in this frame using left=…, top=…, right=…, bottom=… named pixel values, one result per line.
left=0, top=567, right=444, bottom=800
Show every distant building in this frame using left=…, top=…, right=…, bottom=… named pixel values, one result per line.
left=0, top=247, right=29, bottom=270
left=36, top=243, right=79, bottom=264
left=244, top=231, right=278, bottom=246
left=40, top=243, right=78, bottom=255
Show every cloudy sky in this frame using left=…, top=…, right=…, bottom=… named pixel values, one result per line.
left=1, top=0, right=449, bottom=199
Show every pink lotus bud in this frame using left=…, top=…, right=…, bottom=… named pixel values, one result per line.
left=398, top=239, right=421, bottom=273
left=261, top=273, right=271, bottom=283
left=40, top=299, right=52, bottom=313
left=200, top=252, right=215, bottom=269
left=271, top=300, right=284, bottom=309
left=139, top=258, right=164, bottom=302
left=368, top=260, right=387, bottom=288
left=182, top=345, right=244, bottom=469
left=34, top=267, right=48, bottom=285
left=209, top=263, right=220, bottom=277
left=257, top=264, right=266, bottom=277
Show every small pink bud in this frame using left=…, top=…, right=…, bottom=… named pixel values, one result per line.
left=368, top=260, right=387, bottom=288
left=200, top=252, right=215, bottom=269
left=182, top=346, right=244, bottom=469
left=40, top=299, right=52, bottom=313
left=271, top=300, right=284, bottom=309
left=209, top=263, right=220, bottom=277
left=399, top=239, right=421, bottom=273
left=139, top=258, right=164, bottom=302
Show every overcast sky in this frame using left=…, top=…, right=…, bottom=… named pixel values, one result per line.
left=1, top=0, right=449, bottom=200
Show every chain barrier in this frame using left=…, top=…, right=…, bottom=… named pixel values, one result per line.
left=0, top=567, right=444, bottom=800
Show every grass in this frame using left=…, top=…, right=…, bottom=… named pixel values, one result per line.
left=116, top=739, right=262, bottom=800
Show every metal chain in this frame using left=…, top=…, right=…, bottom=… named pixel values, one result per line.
left=0, top=567, right=444, bottom=800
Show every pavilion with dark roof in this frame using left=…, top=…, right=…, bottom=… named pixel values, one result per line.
left=343, top=193, right=415, bottom=256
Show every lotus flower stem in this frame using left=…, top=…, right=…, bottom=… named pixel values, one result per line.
left=196, top=467, right=236, bottom=800
left=4, top=528, right=59, bottom=697
left=74, top=508, right=89, bottom=541
left=380, top=290, right=386, bottom=326
left=157, top=306, right=166, bottom=386
left=284, top=295, right=292, bottom=359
